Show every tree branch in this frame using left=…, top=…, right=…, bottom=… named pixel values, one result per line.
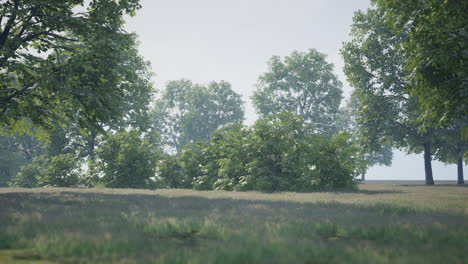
left=22, top=31, right=79, bottom=43
left=16, top=6, right=40, bottom=40
left=0, top=0, right=19, bottom=47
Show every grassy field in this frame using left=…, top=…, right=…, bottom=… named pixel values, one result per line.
left=0, top=181, right=467, bottom=263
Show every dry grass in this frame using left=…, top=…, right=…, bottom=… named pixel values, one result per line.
left=0, top=181, right=467, bottom=263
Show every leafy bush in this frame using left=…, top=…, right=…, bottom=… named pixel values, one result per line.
left=95, top=131, right=159, bottom=189
left=10, top=162, right=39, bottom=188
left=309, top=134, right=360, bottom=191
left=11, top=154, right=81, bottom=187
left=155, top=154, right=192, bottom=189
left=156, top=113, right=360, bottom=192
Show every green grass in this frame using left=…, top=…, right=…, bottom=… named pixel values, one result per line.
left=0, top=182, right=467, bottom=263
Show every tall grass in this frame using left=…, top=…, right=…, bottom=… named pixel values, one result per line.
left=0, top=182, right=467, bottom=263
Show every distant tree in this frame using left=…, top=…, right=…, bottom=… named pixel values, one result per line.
left=342, top=6, right=439, bottom=185
left=0, top=0, right=145, bottom=134
left=154, top=80, right=244, bottom=152
left=0, top=133, right=43, bottom=186
left=337, top=94, right=393, bottom=181
left=374, top=0, right=468, bottom=125
left=0, top=135, right=27, bottom=186
left=8, top=124, right=87, bottom=188
left=435, top=118, right=467, bottom=184
left=252, top=49, right=343, bottom=136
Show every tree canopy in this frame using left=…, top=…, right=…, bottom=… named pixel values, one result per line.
left=252, top=49, right=343, bottom=136
left=0, top=0, right=150, bottom=135
left=153, top=79, right=244, bottom=153
left=373, top=0, right=468, bottom=125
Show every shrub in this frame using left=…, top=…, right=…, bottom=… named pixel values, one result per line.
left=11, top=154, right=81, bottom=187
left=156, top=113, right=360, bottom=192
left=95, top=131, right=159, bottom=189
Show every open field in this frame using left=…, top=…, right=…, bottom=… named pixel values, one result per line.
left=0, top=182, right=467, bottom=263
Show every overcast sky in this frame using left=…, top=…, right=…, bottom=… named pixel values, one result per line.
left=125, top=0, right=465, bottom=181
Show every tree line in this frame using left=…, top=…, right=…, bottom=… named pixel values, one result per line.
left=0, top=0, right=466, bottom=190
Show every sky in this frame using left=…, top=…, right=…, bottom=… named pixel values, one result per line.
left=124, top=0, right=465, bottom=181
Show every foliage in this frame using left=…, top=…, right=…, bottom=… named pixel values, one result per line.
left=374, top=0, right=468, bottom=125
left=11, top=153, right=81, bottom=187
left=0, top=0, right=150, bottom=135
left=0, top=135, right=29, bottom=186
left=316, top=133, right=363, bottom=190
left=341, top=6, right=439, bottom=184
left=156, top=113, right=360, bottom=192
left=94, top=130, right=159, bottom=189
left=246, top=112, right=316, bottom=192
left=434, top=117, right=467, bottom=183
left=153, top=80, right=244, bottom=152
left=155, top=154, right=186, bottom=188
left=252, top=49, right=343, bottom=136
left=435, top=118, right=467, bottom=164
left=336, top=94, right=393, bottom=175
left=209, top=123, right=252, bottom=191
left=0, top=133, right=44, bottom=186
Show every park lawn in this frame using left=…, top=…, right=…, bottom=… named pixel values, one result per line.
left=0, top=182, right=467, bottom=263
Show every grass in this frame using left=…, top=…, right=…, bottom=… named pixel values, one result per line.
left=0, top=181, right=467, bottom=263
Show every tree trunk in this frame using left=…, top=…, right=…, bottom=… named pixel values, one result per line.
left=361, top=173, right=365, bottom=181
left=423, top=143, right=434, bottom=185
left=458, top=155, right=464, bottom=185
left=88, top=132, right=97, bottom=161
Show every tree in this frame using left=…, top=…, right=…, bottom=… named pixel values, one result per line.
left=0, top=135, right=27, bottom=186
left=0, top=132, right=43, bottom=186
left=252, top=49, right=343, bottom=136
left=62, top=35, right=155, bottom=163
left=155, top=153, right=189, bottom=189
left=337, top=94, right=393, bottom=181
left=247, top=112, right=317, bottom=192
left=341, top=6, right=439, bottom=185
left=154, top=79, right=244, bottom=152
left=0, top=0, right=144, bottom=134
left=374, top=0, right=468, bottom=125
left=154, top=112, right=361, bottom=192
left=209, top=123, right=252, bottom=191
left=11, top=152, right=82, bottom=187
left=435, top=118, right=467, bottom=184
left=94, top=130, right=159, bottom=189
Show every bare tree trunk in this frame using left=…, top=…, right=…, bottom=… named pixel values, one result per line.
left=424, top=143, right=434, bottom=185
left=458, top=155, right=464, bottom=185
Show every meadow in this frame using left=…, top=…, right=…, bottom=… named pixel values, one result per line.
left=0, top=181, right=467, bottom=263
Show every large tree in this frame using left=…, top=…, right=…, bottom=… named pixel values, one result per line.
left=252, top=49, right=343, bottom=136
left=154, top=79, right=244, bottom=153
left=374, top=0, right=468, bottom=125
left=0, top=0, right=144, bottom=134
left=342, top=6, right=439, bottom=185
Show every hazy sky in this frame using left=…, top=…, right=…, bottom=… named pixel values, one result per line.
left=125, top=0, right=465, bottom=181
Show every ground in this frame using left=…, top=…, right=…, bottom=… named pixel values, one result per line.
left=0, top=181, right=467, bottom=263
